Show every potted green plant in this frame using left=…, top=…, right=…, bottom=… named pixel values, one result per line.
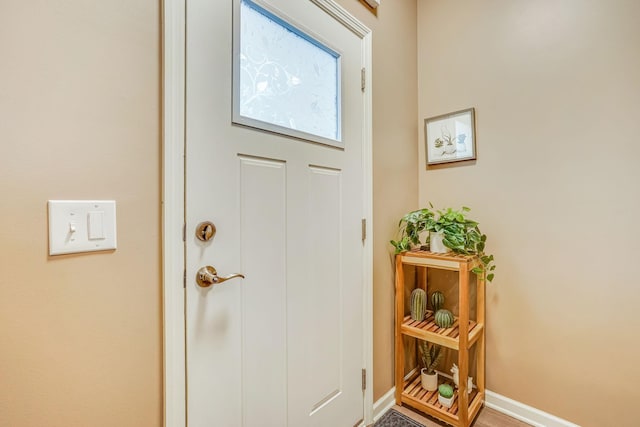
left=389, top=208, right=434, bottom=253
left=438, top=383, right=455, bottom=408
left=390, top=204, right=496, bottom=282
left=418, top=340, right=442, bottom=391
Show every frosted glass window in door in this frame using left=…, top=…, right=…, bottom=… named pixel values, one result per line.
left=236, top=0, right=341, bottom=143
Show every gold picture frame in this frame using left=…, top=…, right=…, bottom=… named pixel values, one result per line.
left=425, top=108, right=476, bottom=166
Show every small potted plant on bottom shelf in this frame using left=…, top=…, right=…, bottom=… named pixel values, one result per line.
left=418, top=340, right=442, bottom=391
left=438, top=384, right=455, bottom=408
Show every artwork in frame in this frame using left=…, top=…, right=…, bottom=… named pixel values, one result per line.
left=425, top=108, right=476, bottom=166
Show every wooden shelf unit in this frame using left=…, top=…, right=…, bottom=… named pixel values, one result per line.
left=395, top=249, right=486, bottom=427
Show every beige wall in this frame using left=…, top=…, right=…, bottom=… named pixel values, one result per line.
left=8, top=0, right=633, bottom=423
left=335, top=0, right=418, bottom=400
left=418, top=1, right=640, bottom=426
left=0, top=0, right=418, bottom=423
left=0, top=1, right=162, bottom=426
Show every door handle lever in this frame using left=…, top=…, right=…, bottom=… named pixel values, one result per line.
left=196, top=266, right=245, bottom=288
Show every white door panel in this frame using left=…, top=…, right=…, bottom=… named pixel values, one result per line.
left=239, top=156, right=287, bottom=426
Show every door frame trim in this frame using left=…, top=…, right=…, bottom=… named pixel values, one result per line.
left=162, top=1, right=373, bottom=425
left=162, top=0, right=186, bottom=426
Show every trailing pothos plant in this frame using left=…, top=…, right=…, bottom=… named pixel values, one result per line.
left=390, top=204, right=496, bottom=282
left=389, top=208, right=435, bottom=253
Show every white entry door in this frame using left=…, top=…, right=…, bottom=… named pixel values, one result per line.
left=185, top=0, right=371, bottom=426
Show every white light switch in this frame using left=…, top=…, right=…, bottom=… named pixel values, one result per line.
left=48, top=200, right=117, bottom=255
left=88, top=211, right=105, bottom=240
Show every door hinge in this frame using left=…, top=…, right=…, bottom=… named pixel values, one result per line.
left=182, top=223, right=186, bottom=242
left=361, top=218, right=367, bottom=243
left=183, top=270, right=186, bottom=288
left=361, top=68, right=366, bottom=92
left=362, top=368, right=367, bottom=391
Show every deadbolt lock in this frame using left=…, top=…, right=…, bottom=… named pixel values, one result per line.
left=196, top=221, right=216, bottom=242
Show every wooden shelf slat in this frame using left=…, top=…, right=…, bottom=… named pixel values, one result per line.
left=400, top=249, right=482, bottom=270
left=401, top=313, right=484, bottom=350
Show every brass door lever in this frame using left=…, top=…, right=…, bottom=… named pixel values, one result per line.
left=196, top=266, right=245, bottom=288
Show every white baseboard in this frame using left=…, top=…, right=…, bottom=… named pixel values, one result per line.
left=372, top=387, right=580, bottom=427
left=373, top=387, right=396, bottom=422
left=485, top=389, right=581, bottom=427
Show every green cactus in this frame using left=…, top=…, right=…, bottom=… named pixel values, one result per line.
left=438, top=383, right=454, bottom=398
left=431, top=291, right=445, bottom=312
left=434, top=309, right=455, bottom=328
left=410, top=289, right=427, bottom=321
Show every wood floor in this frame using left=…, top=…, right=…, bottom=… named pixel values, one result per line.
left=392, top=405, right=532, bottom=427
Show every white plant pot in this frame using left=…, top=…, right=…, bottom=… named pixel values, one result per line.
left=420, top=368, right=438, bottom=391
left=429, top=231, right=451, bottom=254
left=438, top=393, right=454, bottom=408
left=410, top=230, right=429, bottom=251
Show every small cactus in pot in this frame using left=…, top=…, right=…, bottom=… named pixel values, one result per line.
left=410, top=288, right=427, bottom=321
left=438, top=383, right=455, bottom=408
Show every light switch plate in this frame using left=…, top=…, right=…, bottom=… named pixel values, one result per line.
left=48, top=200, right=117, bottom=255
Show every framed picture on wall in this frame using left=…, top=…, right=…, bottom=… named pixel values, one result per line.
left=425, top=108, right=476, bottom=166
